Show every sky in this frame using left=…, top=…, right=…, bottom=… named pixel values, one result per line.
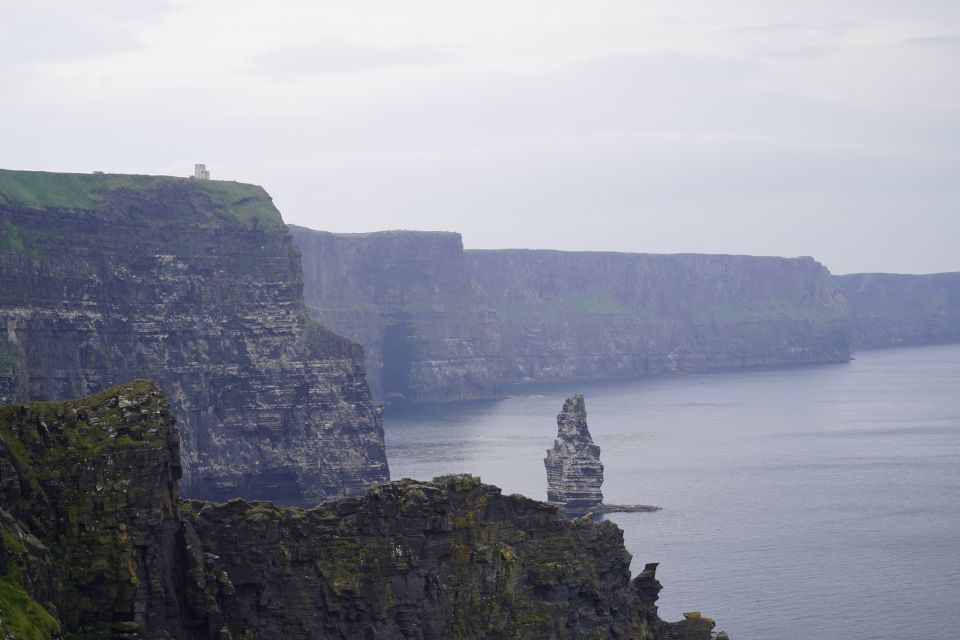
left=0, top=0, right=957, bottom=274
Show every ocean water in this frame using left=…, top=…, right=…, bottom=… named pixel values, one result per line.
left=383, top=344, right=960, bottom=640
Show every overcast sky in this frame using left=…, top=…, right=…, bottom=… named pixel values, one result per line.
left=1, top=0, right=957, bottom=274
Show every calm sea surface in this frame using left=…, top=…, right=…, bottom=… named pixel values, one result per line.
left=384, top=344, right=960, bottom=640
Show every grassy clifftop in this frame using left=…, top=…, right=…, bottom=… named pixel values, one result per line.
left=0, top=168, right=283, bottom=230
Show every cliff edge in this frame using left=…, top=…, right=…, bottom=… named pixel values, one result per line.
left=291, top=226, right=850, bottom=404
left=0, top=383, right=720, bottom=639
left=0, top=169, right=388, bottom=503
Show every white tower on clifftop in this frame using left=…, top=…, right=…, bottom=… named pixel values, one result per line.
left=193, top=164, right=210, bottom=180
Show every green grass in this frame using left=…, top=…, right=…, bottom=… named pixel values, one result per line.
left=499, top=295, right=647, bottom=323
left=0, top=380, right=164, bottom=471
left=0, top=578, right=60, bottom=640
left=693, top=297, right=846, bottom=324
left=0, top=169, right=283, bottom=231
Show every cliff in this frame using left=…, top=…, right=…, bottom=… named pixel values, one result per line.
left=0, top=383, right=718, bottom=640
left=466, top=250, right=849, bottom=384
left=545, top=394, right=604, bottom=518
left=835, top=272, right=960, bottom=348
left=292, top=229, right=849, bottom=403
left=290, top=227, right=502, bottom=403
left=0, top=169, right=388, bottom=503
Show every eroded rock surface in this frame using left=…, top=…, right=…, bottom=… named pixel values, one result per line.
left=0, top=169, right=388, bottom=502
left=0, top=382, right=720, bottom=640
left=545, top=394, right=604, bottom=518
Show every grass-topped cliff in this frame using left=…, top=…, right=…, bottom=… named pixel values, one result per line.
left=0, top=169, right=283, bottom=230
left=0, top=167, right=387, bottom=503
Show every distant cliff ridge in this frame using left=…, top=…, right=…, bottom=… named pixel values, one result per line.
left=0, top=383, right=719, bottom=639
left=0, top=169, right=388, bottom=503
left=290, top=227, right=502, bottom=403
left=292, top=226, right=851, bottom=403
left=836, top=272, right=960, bottom=348
left=467, top=249, right=850, bottom=385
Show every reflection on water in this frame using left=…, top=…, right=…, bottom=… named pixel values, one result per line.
left=385, top=344, right=960, bottom=640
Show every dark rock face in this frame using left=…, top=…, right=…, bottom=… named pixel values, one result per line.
left=0, top=381, right=190, bottom=637
left=290, top=227, right=502, bottom=403
left=835, top=272, right=960, bottom=348
left=0, top=170, right=388, bottom=503
left=0, top=383, right=719, bottom=640
left=291, top=227, right=849, bottom=404
left=467, top=250, right=850, bottom=385
left=545, top=394, right=604, bottom=518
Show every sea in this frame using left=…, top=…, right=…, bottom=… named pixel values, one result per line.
left=383, top=343, right=960, bottom=640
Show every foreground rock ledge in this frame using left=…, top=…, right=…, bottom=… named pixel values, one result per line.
left=0, top=381, right=722, bottom=639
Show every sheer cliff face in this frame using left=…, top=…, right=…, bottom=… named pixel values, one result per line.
left=467, top=250, right=850, bottom=383
left=836, top=272, right=960, bottom=348
left=290, top=226, right=502, bottom=403
left=0, top=170, right=388, bottom=503
left=292, top=228, right=850, bottom=404
left=0, top=384, right=716, bottom=640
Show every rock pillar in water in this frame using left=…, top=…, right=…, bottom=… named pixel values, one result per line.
left=545, top=393, right=604, bottom=518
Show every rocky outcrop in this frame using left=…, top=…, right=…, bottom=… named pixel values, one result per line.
left=467, top=250, right=849, bottom=385
left=290, top=227, right=502, bottom=403
left=0, top=383, right=720, bottom=640
left=835, top=272, right=960, bottom=348
left=0, top=169, right=388, bottom=503
left=292, top=227, right=850, bottom=404
left=545, top=394, right=604, bottom=518
left=0, top=381, right=190, bottom=637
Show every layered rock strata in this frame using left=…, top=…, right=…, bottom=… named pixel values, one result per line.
left=467, top=250, right=850, bottom=385
left=291, top=225, right=850, bottom=404
left=0, top=169, right=388, bottom=502
left=835, top=272, right=960, bottom=348
left=290, top=226, right=502, bottom=403
left=0, top=382, right=719, bottom=640
left=545, top=394, right=604, bottom=518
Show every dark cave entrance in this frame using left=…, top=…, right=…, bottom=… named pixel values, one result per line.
left=381, top=320, right=415, bottom=403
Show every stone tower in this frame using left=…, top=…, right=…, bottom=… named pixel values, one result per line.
left=545, top=394, right=604, bottom=518
left=193, top=164, right=210, bottom=180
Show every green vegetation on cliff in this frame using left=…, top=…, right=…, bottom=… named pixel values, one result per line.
left=0, top=169, right=283, bottom=230
left=0, top=380, right=181, bottom=637
left=0, top=578, right=60, bottom=640
left=0, top=383, right=717, bottom=639
left=1, top=168, right=388, bottom=503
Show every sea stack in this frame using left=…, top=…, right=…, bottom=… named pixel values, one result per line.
left=545, top=394, right=604, bottom=518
